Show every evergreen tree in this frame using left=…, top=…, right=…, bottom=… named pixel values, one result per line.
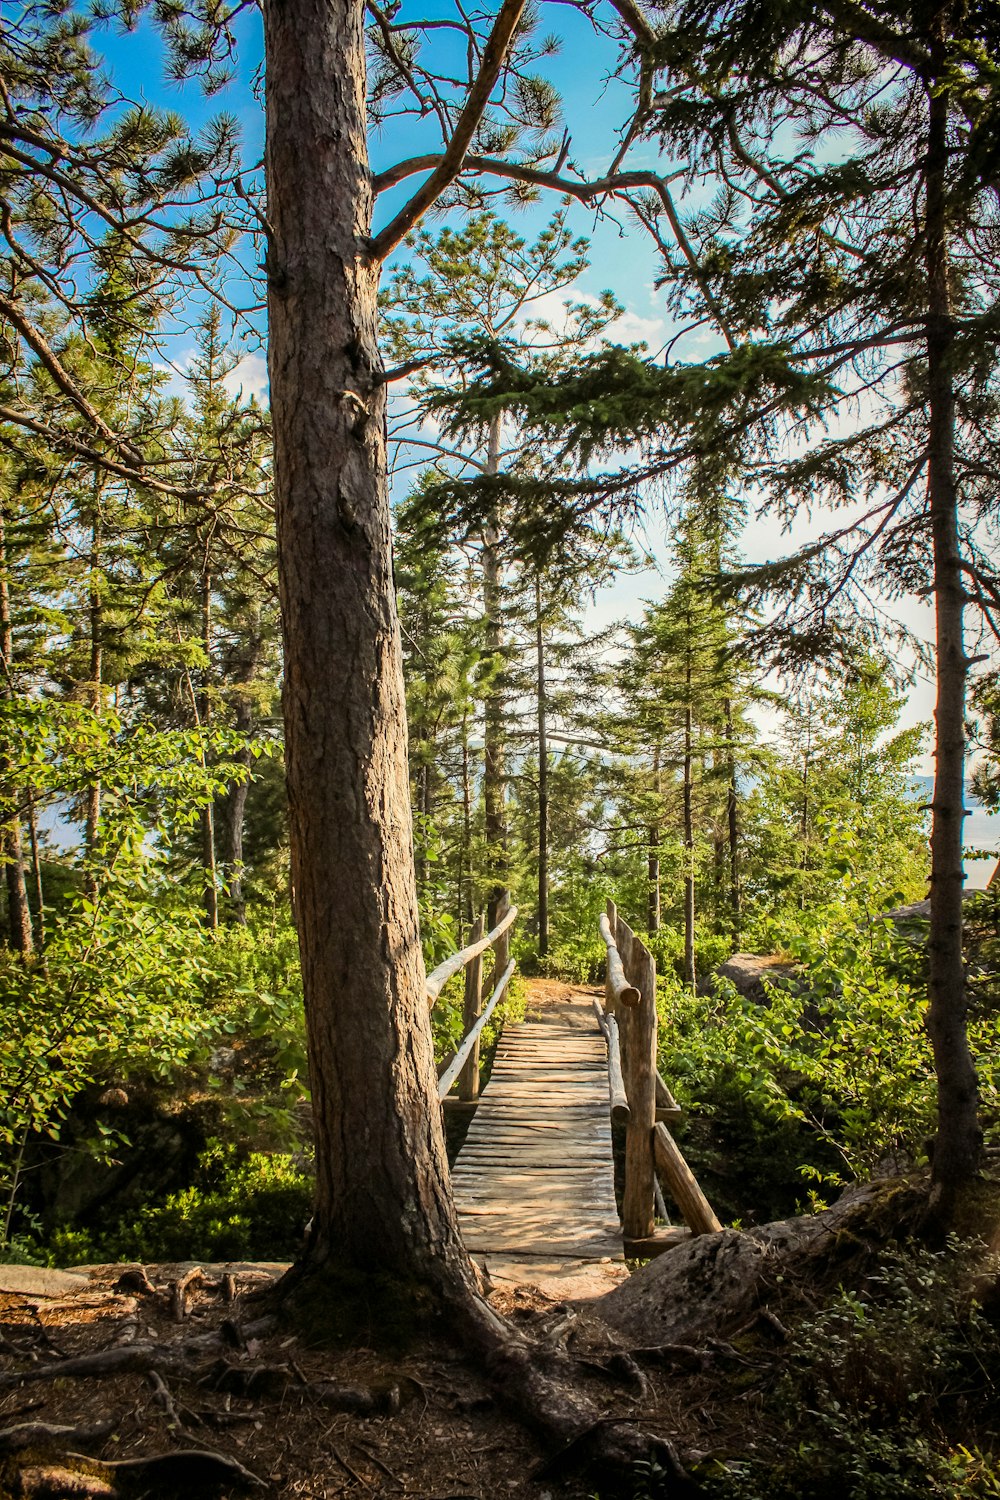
left=382, top=211, right=621, bottom=911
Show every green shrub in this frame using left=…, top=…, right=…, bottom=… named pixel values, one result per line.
left=46, top=1143, right=312, bottom=1265
left=701, top=1239, right=1000, bottom=1499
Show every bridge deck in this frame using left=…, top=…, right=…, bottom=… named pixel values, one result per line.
left=451, top=982, right=623, bottom=1283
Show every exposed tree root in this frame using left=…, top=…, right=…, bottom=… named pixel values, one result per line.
left=5, top=1447, right=266, bottom=1497
left=597, top=1176, right=931, bottom=1346
left=442, top=1280, right=699, bottom=1492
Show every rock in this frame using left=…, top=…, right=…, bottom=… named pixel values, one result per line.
left=0, top=1265, right=91, bottom=1298
left=881, top=898, right=931, bottom=926
left=713, top=953, right=798, bottom=1005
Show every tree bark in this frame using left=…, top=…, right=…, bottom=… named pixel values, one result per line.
left=0, top=500, right=32, bottom=956
left=534, top=574, right=548, bottom=958
left=924, top=21, right=980, bottom=1195
left=482, top=414, right=508, bottom=906
left=263, top=0, right=472, bottom=1291
left=199, top=572, right=219, bottom=931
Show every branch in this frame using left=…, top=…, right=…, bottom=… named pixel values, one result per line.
left=373, top=151, right=683, bottom=202
left=0, top=295, right=144, bottom=465
left=605, top=0, right=654, bottom=44
left=0, top=402, right=203, bottom=500
left=370, top=0, right=530, bottom=261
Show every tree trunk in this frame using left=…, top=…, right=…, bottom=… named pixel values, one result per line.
left=84, top=495, right=102, bottom=898
left=534, top=574, right=548, bottom=958
left=482, top=414, right=508, bottom=906
left=0, top=500, right=32, bottom=956
left=725, top=698, right=740, bottom=944
left=924, top=28, right=980, bottom=1196
left=263, top=0, right=471, bottom=1292
left=199, top=573, right=219, bottom=931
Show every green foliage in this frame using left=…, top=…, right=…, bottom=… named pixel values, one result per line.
left=741, top=666, right=929, bottom=927
left=702, top=1240, right=1000, bottom=1500
left=47, top=1143, right=312, bottom=1265
left=660, top=888, right=939, bottom=1200
left=0, top=696, right=294, bottom=1246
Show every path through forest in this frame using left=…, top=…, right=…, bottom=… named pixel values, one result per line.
left=451, top=978, right=628, bottom=1299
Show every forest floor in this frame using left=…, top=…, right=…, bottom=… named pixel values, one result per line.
left=0, top=1257, right=733, bottom=1500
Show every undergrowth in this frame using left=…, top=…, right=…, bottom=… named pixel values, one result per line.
left=696, top=1237, right=1000, bottom=1500
left=42, top=1142, right=312, bottom=1265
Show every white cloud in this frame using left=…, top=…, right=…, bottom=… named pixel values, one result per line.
left=222, top=353, right=269, bottom=405
left=604, top=306, right=667, bottom=350
left=513, top=285, right=667, bottom=355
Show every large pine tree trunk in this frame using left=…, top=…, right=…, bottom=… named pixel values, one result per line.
left=482, top=415, right=507, bottom=905
left=924, top=30, right=980, bottom=1195
left=0, top=501, right=32, bottom=956
left=534, top=575, right=548, bottom=958
left=263, top=0, right=472, bottom=1290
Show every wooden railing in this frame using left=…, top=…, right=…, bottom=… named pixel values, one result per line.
left=597, top=899, right=722, bottom=1253
left=427, top=895, right=517, bottom=1104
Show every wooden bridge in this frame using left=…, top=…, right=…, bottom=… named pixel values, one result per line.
left=427, top=897, right=721, bottom=1294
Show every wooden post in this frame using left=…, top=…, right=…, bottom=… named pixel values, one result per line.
left=653, top=1122, right=722, bottom=1235
left=622, top=936, right=657, bottom=1242
left=604, top=898, right=617, bottom=1014
left=458, top=914, right=485, bottom=1101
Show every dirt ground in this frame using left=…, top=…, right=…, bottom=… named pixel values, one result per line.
left=0, top=1260, right=726, bottom=1500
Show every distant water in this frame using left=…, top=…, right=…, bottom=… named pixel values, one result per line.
left=911, top=776, right=1000, bottom=890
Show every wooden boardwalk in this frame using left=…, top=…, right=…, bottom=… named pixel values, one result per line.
left=451, top=982, right=623, bottom=1284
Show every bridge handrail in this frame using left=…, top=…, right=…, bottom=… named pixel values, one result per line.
left=426, top=902, right=518, bottom=1006
left=591, top=999, right=629, bottom=1123
left=599, top=912, right=640, bottom=1008
left=437, top=959, right=515, bottom=1100
left=599, top=898, right=722, bottom=1249
left=432, top=893, right=516, bottom=1105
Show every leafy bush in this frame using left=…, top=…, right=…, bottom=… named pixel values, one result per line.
left=702, top=1239, right=1000, bottom=1499
left=46, top=1143, right=313, bottom=1265
left=659, top=887, right=953, bottom=1202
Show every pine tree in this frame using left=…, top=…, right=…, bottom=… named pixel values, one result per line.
left=382, top=211, right=621, bottom=911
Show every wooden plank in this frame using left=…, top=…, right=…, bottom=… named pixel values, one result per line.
left=623, top=1227, right=692, bottom=1258
left=452, top=981, right=623, bottom=1265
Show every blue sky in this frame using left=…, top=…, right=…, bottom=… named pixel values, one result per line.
left=104, top=0, right=988, bottom=800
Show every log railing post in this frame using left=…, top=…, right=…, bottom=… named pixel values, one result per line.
left=604, top=898, right=617, bottom=1015
left=458, top=914, right=485, bottom=1101
left=620, top=922, right=657, bottom=1244
left=488, top=889, right=511, bottom=993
